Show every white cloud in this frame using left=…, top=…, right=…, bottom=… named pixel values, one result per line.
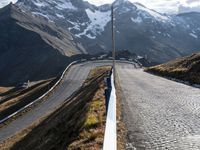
left=178, top=0, right=200, bottom=13
left=1, top=0, right=200, bottom=14
left=179, top=5, right=200, bottom=13
left=86, top=0, right=200, bottom=14
left=0, top=0, right=17, bottom=8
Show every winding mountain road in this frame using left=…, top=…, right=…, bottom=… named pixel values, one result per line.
left=117, top=64, right=200, bottom=149
left=0, top=61, right=114, bottom=142
left=1, top=61, right=200, bottom=150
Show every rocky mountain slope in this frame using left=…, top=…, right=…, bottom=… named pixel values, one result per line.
left=146, top=52, right=200, bottom=85
left=17, top=0, right=200, bottom=63
left=0, top=3, right=86, bottom=86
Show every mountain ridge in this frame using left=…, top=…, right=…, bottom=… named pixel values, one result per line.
left=16, top=0, right=200, bottom=63
left=0, top=3, right=85, bottom=86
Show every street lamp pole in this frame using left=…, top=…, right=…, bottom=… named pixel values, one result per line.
left=111, top=4, right=116, bottom=75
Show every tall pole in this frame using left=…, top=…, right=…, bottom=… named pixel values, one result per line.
left=111, top=4, right=116, bottom=75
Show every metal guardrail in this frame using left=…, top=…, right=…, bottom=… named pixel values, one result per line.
left=0, top=61, right=77, bottom=124
left=0, top=59, right=138, bottom=144
left=103, top=71, right=117, bottom=150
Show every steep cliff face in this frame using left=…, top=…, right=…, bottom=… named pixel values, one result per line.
left=0, top=4, right=85, bottom=86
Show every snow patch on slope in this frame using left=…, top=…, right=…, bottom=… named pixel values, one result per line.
left=131, top=17, right=142, bottom=23
left=189, top=33, right=198, bottom=39
left=56, top=14, right=65, bottom=18
left=67, top=20, right=81, bottom=31
left=76, top=9, right=110, bottom=39
left=32, top=12, right=50, bottom=20
left=33, top=0, right=46, bottom=7
left=56, top=0, right=77, bottom=10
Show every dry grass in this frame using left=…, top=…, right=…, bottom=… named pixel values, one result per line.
left=0, top=66, right=111, bottom=150
left=0, top=87, right=13, bottom=101
left=68, top=66, right=111, bottom=150
left=146, top=53, right=200, bottom=85
left=0, top=78, right=59, bottom=129
left=0, top=79, right=53, bottom=112
left=0, top=87, right=13, bottom=94
left=68, top=85, right=106, bottom=150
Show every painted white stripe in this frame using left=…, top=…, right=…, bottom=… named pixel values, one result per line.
left=103, top=72, right=117, bottom=150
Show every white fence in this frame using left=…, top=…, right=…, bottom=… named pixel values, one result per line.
left=103, top=72, right=117, bottom=150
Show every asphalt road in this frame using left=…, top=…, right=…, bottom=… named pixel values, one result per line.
left=2, top=61, right=199, bottom=150
left=0, top=61, right=115, bottom=142
left=117, top=64, right=200, bottom=149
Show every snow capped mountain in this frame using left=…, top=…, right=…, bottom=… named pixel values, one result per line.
left=16, top=0, right=200, bottom=62
left=76, top=8, right=110, bottom=39
left=17, top=0, right=173, bottom=38
left=133, top=3, right=170, bottom=22
left=17, top=0, right=104, bottom=38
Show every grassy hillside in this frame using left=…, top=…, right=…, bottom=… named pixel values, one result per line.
left=0, top=67, right=111, bottom=150
left=145, top=52, right=200, bottom=85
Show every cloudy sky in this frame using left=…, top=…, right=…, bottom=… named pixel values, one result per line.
left=86, top=0, right=200, bottom=14
left=0, top=0, right=200, bottom=14
left=0, top=0, right=17, bottom=8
